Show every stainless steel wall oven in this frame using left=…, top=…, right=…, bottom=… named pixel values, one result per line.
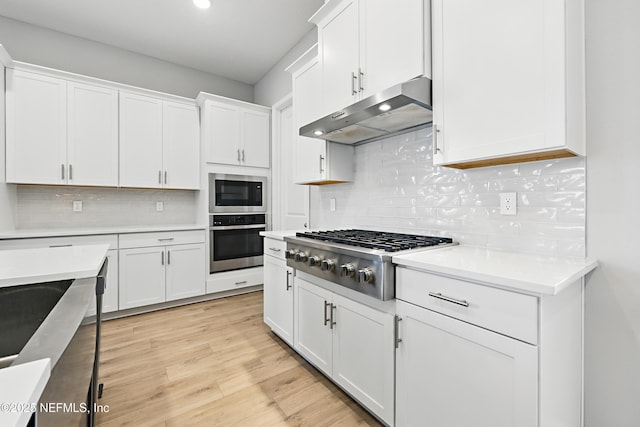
left=209, top=214, right=266, bottom=273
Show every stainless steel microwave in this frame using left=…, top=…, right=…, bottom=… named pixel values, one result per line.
left=208, top=173, right=267, bottom=213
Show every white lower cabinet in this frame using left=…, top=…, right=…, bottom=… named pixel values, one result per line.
left=263, top=240, right=294, bottom=345
left=119, top=231, right=205, bottom=310
left=395, top=299, right=537, bottom=427
left=294, top=277, right=394, bottom=425
left=395, top=266, right=584, bottom=427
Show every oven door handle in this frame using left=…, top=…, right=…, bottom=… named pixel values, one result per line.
left=210, top=224, right=266, bottom=231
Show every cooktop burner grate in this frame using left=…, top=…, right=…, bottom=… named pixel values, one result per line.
left=295, top=229, right=453, bottom=252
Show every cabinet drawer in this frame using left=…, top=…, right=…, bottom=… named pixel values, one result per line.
left=263, top=239, right=286, bottom=260
left=396, top=267, right=538, bottom=344
left=119, top=230, right=205, bottom=249
left=0, top=234, right=118, bottom=250
left=207, top=267, right=263, bottom=294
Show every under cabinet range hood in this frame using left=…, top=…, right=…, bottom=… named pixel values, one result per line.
left=300, top=77, right=432, bottom=145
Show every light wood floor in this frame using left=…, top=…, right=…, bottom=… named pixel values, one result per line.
left=96, top=291, right=383, bottom=426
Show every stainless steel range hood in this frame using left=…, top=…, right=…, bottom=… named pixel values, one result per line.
left=300, top=77, right=432, bottom=145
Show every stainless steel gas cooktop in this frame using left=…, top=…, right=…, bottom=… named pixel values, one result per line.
left=285, top=229, right=455, bottom=301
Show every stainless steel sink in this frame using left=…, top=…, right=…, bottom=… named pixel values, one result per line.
left=0, top=280, right=73, bottom=368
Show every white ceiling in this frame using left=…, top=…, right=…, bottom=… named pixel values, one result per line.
left=0, top=0, right=324, bottom=85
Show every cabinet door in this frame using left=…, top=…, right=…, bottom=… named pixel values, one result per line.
left=119, top=247, right=166, bottom=309
left=119, top=92, right=163, bottom=188
left=432, top=0, right=566, bottom=165
left=263, top=256, right=294, bottom=345
left=241, top=109, right=270, bottom=168
left=332, top=294, right=395, bottom=425
left=165, top=243, right=205, bottom=301
left=360, top=0, right=425, bottom=97
left=205, top=102, right=241, bottom=165
left=319, top=0, right=360, bottom=115
left=294, top=278, right=333, bottom=376
left=67, top=82, right=119, bottom=187
left=395, top=300, right=538, bottom=427
left=292, top=56, right=329, bottom=185
left=5, top=69, right=67, bottom=185
left=163, top=102, right=200, bottom=189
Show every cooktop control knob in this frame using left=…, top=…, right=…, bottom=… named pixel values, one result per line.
left=340, top=263, right=356, bottom=278
left=308, top=255, right=322, bottom=267
left=320, top=259, right=336, bottom=272
left=357, top=268, right=375, bottom=284
left=285, top=249, right=297, bottom=259
left=294, top=251, right=308, bottom=262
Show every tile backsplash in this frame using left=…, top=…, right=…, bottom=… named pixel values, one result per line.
left=315, top=126, right=586, bottom=258
left=16, top=186, right=198, bottom=229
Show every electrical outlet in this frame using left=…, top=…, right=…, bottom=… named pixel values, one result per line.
left=156, top=201, right=164, bottom=212
left=500, top=192, right=517, bottom=215
left=72, top=201, right=83, bottom=212
left=330, top=198, right=336, bottom=212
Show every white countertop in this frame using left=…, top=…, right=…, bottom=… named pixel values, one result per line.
left=0, top=244, right=109, bottom=288
left=260, top=230, right=300, bottom=240
left=0, top=358, right=51, bottom=427
left=393, top=245, right=598, bottom=295
left=0, top=224, right=206, bottom=240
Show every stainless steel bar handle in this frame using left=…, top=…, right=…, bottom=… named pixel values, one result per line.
left=164, top=171, right=167, bottom=184
left=235, top=281, right=248, bottom=286
left=61, top=164, right=65, bottom=180
left=394, top=315, right=403, bottom=348
left=323, top=300, right=331, bottom=326
left=351, top=71, right=357, bottom=95
left=319, top=155, right=325, bottom=173
left=161, top=251, right=164, bottom=265
left=237, top=149, right=241, bottom=162
left=158, top=238, right=175, bottom=242
left=167, top=250, right=170, bottom=265
left=433, top=124, right=441, bottom=156
left=158, top=170, right=162, bottom=184
left=69, top=164, right=73, bottom=180
left=269, top=247, right=281, bottom=252
left=428, top=292, right=469, bottom=307
left=242, top=149, right=245, bottom=162
left=49, top=244, right=72, bottom=248
left=358, top=68, right=364, bottom=92
left=330, top=303, right=336, bottom=329
left=286, top=271, right=292, bottom=290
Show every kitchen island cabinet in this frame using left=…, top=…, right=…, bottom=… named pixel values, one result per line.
left=431, top=0, right=585, bottom=168
left=294, top=276, right=394, bottom=426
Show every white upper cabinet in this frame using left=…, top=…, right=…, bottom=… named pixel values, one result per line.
left=162, top=102, right=200, bottom=190
left=119, top=92, right=164, bottom=188
left=6, top=69, right=118, bottom=186
left=432, top=0, right=585, bottom=168
left=67, top=82, right=119, bottom=186
left=198, top=93, right=271, bottom=169
left=6, top=64, right=198, bottom=189
left=311, top=0, right=429, bottom=117
left=287, top=45, right=354, bottom=185
left=120, top=92, right=200, bottom=189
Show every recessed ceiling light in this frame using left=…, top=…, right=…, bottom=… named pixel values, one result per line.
left=314, top=130, right=324, bottom=136
left=378, top=103, right=391, bottom=112
left=193, top=0, right=211, bottom=9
